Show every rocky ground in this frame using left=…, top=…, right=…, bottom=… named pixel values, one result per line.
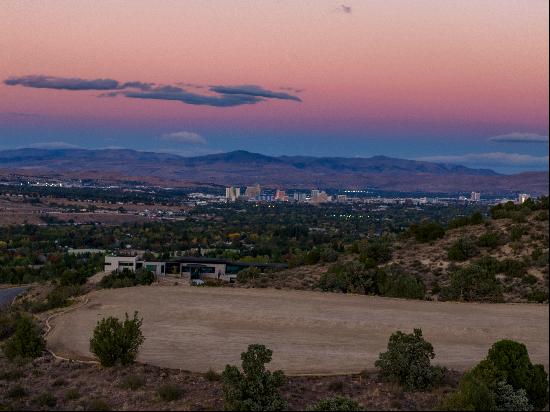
left=0, top=353, right=460, bottom=411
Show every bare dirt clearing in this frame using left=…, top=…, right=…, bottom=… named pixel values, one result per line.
left=47, top=286, right=549, bottom=375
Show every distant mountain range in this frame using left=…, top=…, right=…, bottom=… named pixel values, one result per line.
left=0, top=148, right=547, bottom=195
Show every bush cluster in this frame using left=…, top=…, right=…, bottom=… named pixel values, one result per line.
left=449, top=212, right=484, bottom=229
left=317, top=263, right=425, bottom=299
left=440, top=264, right=503, bottom=302
left=100, top=268, right=155, bottom=289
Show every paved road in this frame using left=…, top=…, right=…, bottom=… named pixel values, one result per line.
left=47, top=286, right=549, bottom=375
left=0, top=286, right=28, bottom=308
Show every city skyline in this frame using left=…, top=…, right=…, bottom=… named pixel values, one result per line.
left=1, top=1, right=548, bottom=173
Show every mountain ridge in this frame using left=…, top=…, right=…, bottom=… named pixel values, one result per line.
left=0, top=148, right=547, bottom=195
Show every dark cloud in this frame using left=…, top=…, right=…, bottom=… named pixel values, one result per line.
left=123, top=87, right=263, bottom=107
left=488, top=132, right=549, bottom=144
left=210, top=85, right=302, bottom=102
left=120, top=81, right=154, bottom=91
left=5, top=74, right=302, bottom=107
left=4, top=75, right=119, bottom=90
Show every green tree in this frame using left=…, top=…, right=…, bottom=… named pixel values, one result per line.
left=222, top=344, right=287, bottom=411
left=89, top=311, right=144, bottom=367
left=2, top=315, right=45, bottom=361
left=441, top=339, right=548, bottom=410
left=374, top=328, right=445, bottom=391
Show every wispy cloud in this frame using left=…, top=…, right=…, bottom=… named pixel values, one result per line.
left=4, top=75, right=302, bottom=108
left=4, top=75, right=119, bottom=90
left=488, top=132, right=549, bottom=144
left=209, top=85, right=302, bottom=102
left=122, top=86, right=264, bottom=107
left=418, top=152, right=549, bottom=167
left=159, top=131, right=207, bottom=145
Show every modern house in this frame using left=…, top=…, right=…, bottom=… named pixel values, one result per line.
left=104, top=255, right=287, bottom=283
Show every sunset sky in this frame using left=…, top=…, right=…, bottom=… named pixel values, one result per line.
left=1, top=1, right=548, bottom=173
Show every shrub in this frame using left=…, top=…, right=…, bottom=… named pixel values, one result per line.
left=327, top=380, right=344, bottom=392
left=359, top=239, right=392, bottom=267
left=440, top=264, right=503, bottom=302
left=205, top=369, right=221, bottom=382
left=308, top=396, right=361, bottom=411
left=100, top=268, right=155, bottom=289
left=374, top=328, right=445, bottom=391
left=6, top=385, right=27, bottom=399
left=0, top=309, right=21, bottom=340
left=119, top=374, right=145, bottom=390
left=499, top=258, right=527, bottom=279
left=35, top=391, right=57, bottom=408
left=2, top=315, right=45, bottom=361
left=375, top=266, right=425, bottom=299
left=0, top=369, right=23, bottom=380
left=448, top=237, right=479, bottom=261
left=477, top=231, right=501, bottom=249
left=89, top=311, right=144, bottom=367
left=510, top=225, right=525, bottom=242
left=440, top=372, right=496, bottom=411
left=485, top=340, right=549, bottom=409
left=317, top=261, right=373, bottom=294
left=441, top=339, right=549, bottom=410
left=157, top=384, right=183, bottom=401
left=28, top=285, right=82, bottom=313
left=305, top=248, right=321, bottom=265
left=494, top=381, right=533, bottom=411
left=65, top=388, right=81, bottom=400
left=408, top=222, right=445, bottom=243
left=222, top=344, right=287, bottom=411
left=86, top=398, right=111, bottom=411
left=237, top=266, right=261, bottom=283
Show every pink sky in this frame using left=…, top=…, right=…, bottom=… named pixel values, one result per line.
left=0, top=1, right=548, bottom=171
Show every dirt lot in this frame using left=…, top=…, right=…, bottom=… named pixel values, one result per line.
left=46, top=286, right=549, bottom=375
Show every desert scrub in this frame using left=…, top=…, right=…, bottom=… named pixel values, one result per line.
left=157, top=384, right=183, bottom=401
left=119, top=374, right=145, bottom=390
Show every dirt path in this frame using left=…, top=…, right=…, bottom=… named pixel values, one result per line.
left=47, top=285, right=549, bottom=375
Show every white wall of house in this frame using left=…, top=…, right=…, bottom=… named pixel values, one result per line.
left=104, top=256, right=138, bottom=272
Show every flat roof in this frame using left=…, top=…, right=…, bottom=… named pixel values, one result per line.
left=167, top=256, right=287, bottom=268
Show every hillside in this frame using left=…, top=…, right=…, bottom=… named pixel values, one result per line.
left=239, top=208, right=549, bottom=304
left=0, top=148, right=548, bottom=194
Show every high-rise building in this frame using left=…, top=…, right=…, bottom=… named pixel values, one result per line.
left=470, top=192, right=481, bottom=202
left=225, top=186, right=241, bottom=201
left=518, top=193, right=530, bottom=204
left=293, top=192, right=306, bottom=202
left=275, top=189, right=287, bottom=201
left=244, top=184, right=261, bottom=199
left=310, top=189, right=329, bottom=203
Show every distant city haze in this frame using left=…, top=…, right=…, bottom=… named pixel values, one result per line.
left=1, top=1, right=548, bottom=173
